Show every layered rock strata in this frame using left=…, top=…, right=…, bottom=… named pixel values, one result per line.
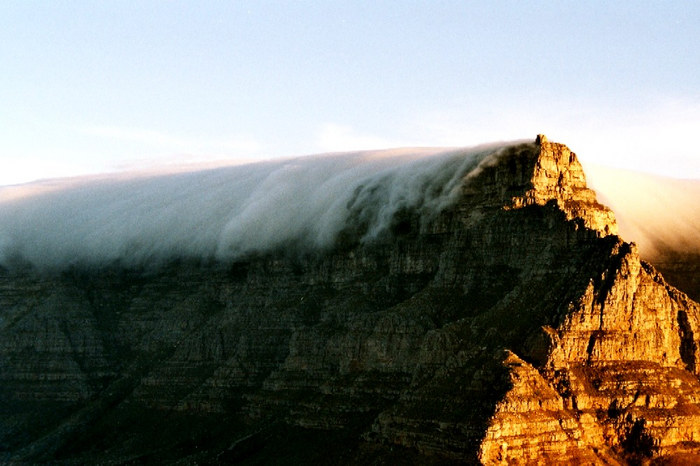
left=0, top=136, right=698, bottom=464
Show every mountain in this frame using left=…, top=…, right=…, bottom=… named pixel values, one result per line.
left=0, top=136, right=698, bottom=464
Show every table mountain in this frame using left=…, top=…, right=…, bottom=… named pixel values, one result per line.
left=1, top=136, right=698, bottom=464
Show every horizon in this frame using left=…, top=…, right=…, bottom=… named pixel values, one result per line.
left=1, top=2, right=698, bottom=185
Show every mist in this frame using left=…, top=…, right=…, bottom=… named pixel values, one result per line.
left=0, top=144, right=511, bottom=271
left=4, top=139, right=697, bottom=273
left=584, top=164, right=700, bottom=259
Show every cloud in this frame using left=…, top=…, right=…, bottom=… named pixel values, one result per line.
left=585, top=164, right=700, bottom=258
left=2, top=134, right=696, bottom=273
left=0, top=143, right=510, bottom=271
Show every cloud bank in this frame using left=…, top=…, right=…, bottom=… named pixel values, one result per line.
left=584, top=165, right=700, bottom=259
left=0, top=143, right=511, bottom=271
left=3, top=140, right=696, bottom=273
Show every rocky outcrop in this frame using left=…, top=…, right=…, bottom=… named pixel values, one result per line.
left=0, top=136, right=698, bottom=464
left=510, top=134, right=618, bottom=236
left=479, top=241, right=700, bottom=464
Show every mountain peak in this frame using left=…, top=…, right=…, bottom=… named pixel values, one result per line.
left=460, top=135, right=617, bottom=237
left=511, top=135, right=618, bottom=236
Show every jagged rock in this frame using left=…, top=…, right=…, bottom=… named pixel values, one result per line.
left=0, top=136, right=698, bottom=464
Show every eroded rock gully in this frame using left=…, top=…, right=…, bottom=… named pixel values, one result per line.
left=1, top=136, right=698, bottom=464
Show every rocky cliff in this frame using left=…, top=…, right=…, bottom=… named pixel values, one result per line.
left=1, top=136, right=698, bottom=464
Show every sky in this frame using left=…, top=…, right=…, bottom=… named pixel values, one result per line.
left=1, top=1, right=699, bottom=186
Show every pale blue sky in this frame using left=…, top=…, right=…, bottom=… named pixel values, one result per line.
left=1, top=1, right=699, bottom=185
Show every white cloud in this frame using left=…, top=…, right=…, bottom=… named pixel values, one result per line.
left=0, top=143, right=509, bottom=270
left=586, top=164, right=700, bottom=257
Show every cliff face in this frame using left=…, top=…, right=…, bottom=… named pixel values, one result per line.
left=1, top=136, right=698, bottom=464
left=480, top=241, right=700, bottom=464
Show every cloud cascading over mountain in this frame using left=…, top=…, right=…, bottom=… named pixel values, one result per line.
left=2, top=140, right=697, bottom=275
left=584, top=164, right=700, bottom=258
left=0, top=143, right=514, bottom=270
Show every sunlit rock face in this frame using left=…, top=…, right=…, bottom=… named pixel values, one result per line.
left=479, top=241, right=700, bottom=464
left=0, top=136, right=698, bottom=464
left=507, top=134, right=617, bottom=236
